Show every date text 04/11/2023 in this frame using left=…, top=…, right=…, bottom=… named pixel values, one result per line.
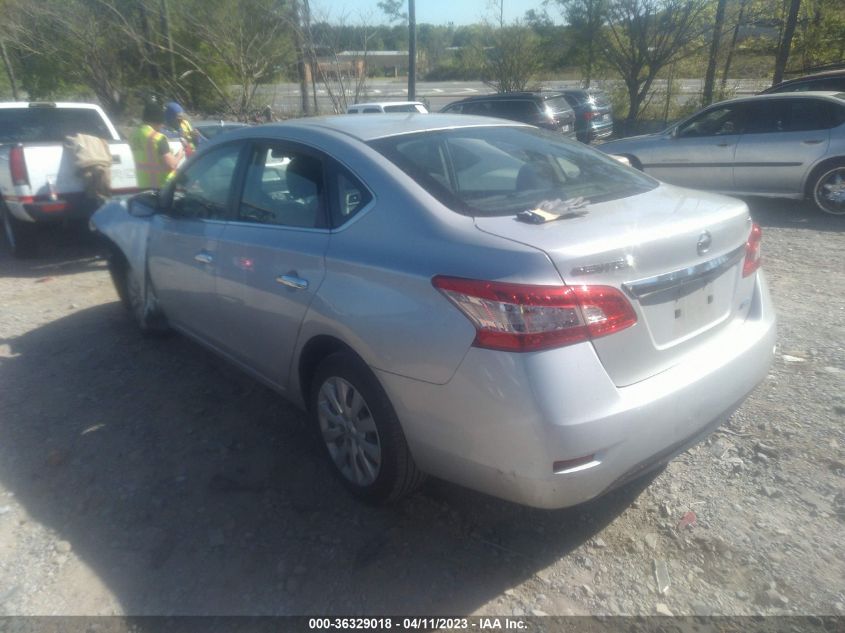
left=307, top=617, right=529, bottom=630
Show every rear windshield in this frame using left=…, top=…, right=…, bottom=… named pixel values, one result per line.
left=369, top=126, right=657, bottom=217
left=0, top=108, right=112, bottom=143
left=544, top=96, right=573, bottom=113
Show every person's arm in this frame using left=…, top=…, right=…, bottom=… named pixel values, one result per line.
left=158, top=136, right=183, bottom=170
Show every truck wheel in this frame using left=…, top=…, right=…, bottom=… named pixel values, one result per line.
left=2, top=204, right=38, bottom=258
left=311, top=352, right=425, bottom=504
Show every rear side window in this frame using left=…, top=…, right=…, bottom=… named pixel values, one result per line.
left=0, top=108, right=112, bottom=143
left=333, top=168, right=373, bottom=227
left=486, top=100, right=540, bottom=122
left=745, top=99, right=838, bottom=133
left=369, top=126, right=656, bottom=217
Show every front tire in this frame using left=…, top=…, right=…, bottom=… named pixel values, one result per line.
left=2, top=204, right=38, bottom=258
left=311, top=352, right=424, bottom=504
left=811, top=162, right=845, bottom=216
left=108, top=253, right=168, bottom=333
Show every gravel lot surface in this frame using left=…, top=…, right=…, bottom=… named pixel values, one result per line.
left=0, top=199, right=842, bottom=617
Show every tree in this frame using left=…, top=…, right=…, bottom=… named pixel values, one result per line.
left=720, top=0, right=749, bottom=95
left=772, top=0, right=801, bottom=85
left=549, top=0, right=608, bottom=87
left=482, top=23, right=543, bottom=92
left=602, top=0, right=708, bottom=130
left=702, top=0, right=727, bottom=105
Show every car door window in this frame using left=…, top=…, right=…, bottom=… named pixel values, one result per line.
left=169, top=143, right=242, bottom=220
left=488, top=100, right=538, bottom=122
left=744, top=99, right=835, bottom=134
left=239, top=144, right=327, bottom=229
left=678, top=105, right=746, bottom=137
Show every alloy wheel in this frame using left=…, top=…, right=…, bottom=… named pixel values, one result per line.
left=814, top=166, right=845, bottom=215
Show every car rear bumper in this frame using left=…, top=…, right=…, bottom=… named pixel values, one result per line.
left=378, top=272, right=776, bottom=509
left=5, top=191, right=135, bottom=223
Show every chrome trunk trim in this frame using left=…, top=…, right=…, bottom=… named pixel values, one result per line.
left=623, top=245, right=745, bottom=300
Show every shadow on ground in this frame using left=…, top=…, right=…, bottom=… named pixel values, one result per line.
left=0, top=222, right=106, bottom=279
left=0, top=250, right=654, bottom=616
left=744, top=197, right=844, bottom=232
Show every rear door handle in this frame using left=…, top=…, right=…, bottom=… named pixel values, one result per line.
left=276, top=275, right=309, bottom=290
left=802, top=139, right=824, bottom=145
left=194, top=251, right=214, bottom=264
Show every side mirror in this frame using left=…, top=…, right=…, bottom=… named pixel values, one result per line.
left=668, top=127, right=679, bottom=139
left=128, top=191, right=159, bottom=217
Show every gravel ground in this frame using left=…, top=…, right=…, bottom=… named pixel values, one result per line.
left=0, top=199, right=842, bottom=617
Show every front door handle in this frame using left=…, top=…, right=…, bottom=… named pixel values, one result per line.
left=802, top=139, right=824, bottom=145
left=716, top=142, right=732, bottom=147
left=276, top=274, right=309, bottom=290
left=194, top=251, right=214, bottom=264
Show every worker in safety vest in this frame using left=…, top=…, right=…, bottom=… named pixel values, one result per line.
left=131, top=101, right=182, bottom=189
left=165, top=101, right=200, bottom=157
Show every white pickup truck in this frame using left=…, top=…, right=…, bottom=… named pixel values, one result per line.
left=0, top=102, right=140, bottom=257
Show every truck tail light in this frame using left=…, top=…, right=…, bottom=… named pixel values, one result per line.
left=10, top=146, right=29, bottom=187
left=583, top=111, right=596, bottom=121
left=742, top=223, right=762, bottom=277
left=432, top=276, right=637, bottom=352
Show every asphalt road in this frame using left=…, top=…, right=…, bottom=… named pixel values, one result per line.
left=255, top=78, right=772, bottom=115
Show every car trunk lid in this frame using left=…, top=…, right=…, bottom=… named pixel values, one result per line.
left=473, top=185, right=757, bottom=386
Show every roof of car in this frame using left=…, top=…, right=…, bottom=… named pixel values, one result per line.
left=348, top=101, right=426, bottom=108
left=445, top=91, right=569, bottom=104
left=252, top=113, right=528, bottom=142
left=778, top=68, right=845, bottom=82
left=716, top=90, right=845, bottom=104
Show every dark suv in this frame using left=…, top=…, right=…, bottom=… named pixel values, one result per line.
left=440, top=92, right=577, bottom=140
left=558, top=89, right=614, bottom=143
left=761, top=69, right=845, bottom=94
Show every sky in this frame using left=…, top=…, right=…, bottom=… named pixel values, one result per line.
left=311, top=0, right=551, bottom=27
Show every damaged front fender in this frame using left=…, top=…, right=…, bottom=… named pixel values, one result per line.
left=91, top=196, right=152, bottom=303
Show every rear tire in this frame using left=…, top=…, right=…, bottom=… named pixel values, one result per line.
left=2, top=204, right=38, bottom=258
left=311, top=352, right=425, bottom=504
left=810, top=161, right=845, bottom=216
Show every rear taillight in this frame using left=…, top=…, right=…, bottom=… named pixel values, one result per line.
left=10, top=146, right=29, bottom=187
left=432, top=276, right=637, bottom=352
left=583, top=111, right=596, bottom=121
left=742, top=223, right=762, bottom=277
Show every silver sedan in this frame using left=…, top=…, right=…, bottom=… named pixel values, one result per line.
left=599, top=92, right=845, bottom=215
left=92, top=114, right=776, bottom=508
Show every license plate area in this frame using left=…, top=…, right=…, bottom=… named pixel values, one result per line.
left=638, top=269, right=736, bottom=347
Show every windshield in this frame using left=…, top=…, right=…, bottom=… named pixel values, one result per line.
left=368, top=126, right=656, bottom=217
left=0, top=108, right=112, bottom=143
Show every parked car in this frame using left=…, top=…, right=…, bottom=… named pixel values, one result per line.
left=440, top=92, right=578, bottom=140
left=347, top=101, right=429, bottom=114
left=0, top=101, right=139, bottom=257
left=192, top=120, right=249, bottom=141
left=598, top=92, right=845, bottom=215
left=92, top=114, right=775, bottom=509
left=559, top=89, right=614, bottom=143
left=760, top=69, right=845, bottom=94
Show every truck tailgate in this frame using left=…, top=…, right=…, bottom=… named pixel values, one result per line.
left=23, top=141, right=137, bottom=197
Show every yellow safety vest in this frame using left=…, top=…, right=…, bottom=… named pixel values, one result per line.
left=131, top=124, right=171, bottom=189
left=179, top=119, right=196, bottom=152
